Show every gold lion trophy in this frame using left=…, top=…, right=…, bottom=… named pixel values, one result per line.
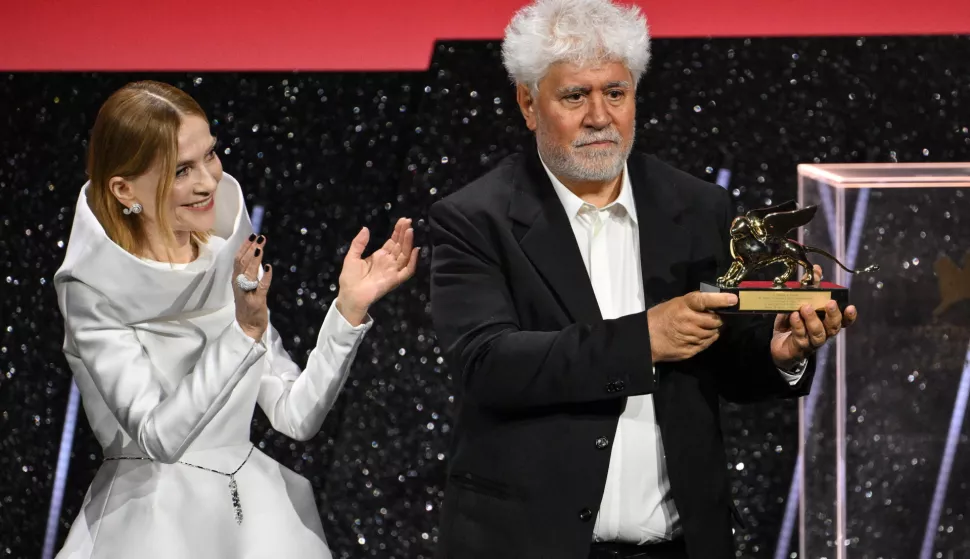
left=700, top=201, right=879, bottom=313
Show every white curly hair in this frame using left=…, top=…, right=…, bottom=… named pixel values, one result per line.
left=501, top=0, right=651, bottom=91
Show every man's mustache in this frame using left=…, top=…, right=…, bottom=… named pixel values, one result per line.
left=572, top=130, right=622, bottom=147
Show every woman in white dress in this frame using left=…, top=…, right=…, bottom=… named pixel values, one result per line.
left=52, top=80, right=418, bottom=558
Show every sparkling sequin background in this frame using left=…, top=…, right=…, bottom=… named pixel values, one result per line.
left=2, top=37, right=970, bottom=558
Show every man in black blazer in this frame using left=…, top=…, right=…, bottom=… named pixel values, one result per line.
left=429, top=1, right=859, bottom=557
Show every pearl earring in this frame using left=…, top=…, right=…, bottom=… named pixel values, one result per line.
left=123, top=203, right=143, bottom=215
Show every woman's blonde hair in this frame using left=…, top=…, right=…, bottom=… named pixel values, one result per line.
left=87, top=80, right=211, bottom=255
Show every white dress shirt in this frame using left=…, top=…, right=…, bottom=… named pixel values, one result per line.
left=540, top=157, right=805, bottom=544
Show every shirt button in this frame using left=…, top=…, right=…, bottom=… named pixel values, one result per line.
left=595, top=437, right=610, bottom=450
left=614, top=380, right=626, bottom=392
left=578, top=508, right=593, bottom=522
left=605, top=382, right=615, bottom=393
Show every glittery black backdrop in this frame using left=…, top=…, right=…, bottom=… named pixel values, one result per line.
left=3, top=36, right=970, bottom=559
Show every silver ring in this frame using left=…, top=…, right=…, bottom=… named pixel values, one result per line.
left=236, top=273, right=258, bottom=292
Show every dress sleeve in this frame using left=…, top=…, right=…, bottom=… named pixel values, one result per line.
left=60, top=280, right=267, bottom=463
left=256, top=304, right=371, bottom=441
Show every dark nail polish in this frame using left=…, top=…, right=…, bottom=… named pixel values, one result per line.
left=257, top=235, right=265, bottom=244
left=264, top=264, right=270, bottom=271
left=249, top=234, right=256, bottom=242
left=254, top=249, right=261, bottom=257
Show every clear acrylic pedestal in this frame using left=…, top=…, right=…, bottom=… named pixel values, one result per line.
left=796, top=163, right=970, bottom=559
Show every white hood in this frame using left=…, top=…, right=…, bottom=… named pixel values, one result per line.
left=54, top=172, right=254, bottom=324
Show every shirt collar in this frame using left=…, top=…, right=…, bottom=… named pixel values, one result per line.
left=539, top=153, right=638, bottom=225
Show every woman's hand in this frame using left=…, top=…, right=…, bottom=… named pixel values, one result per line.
left=233, top=234, right=273, bottom=341
left=336, top=218, right=419, bottom=326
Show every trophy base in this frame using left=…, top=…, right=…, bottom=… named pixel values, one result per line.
left=700, top=280, right=849, bottom=314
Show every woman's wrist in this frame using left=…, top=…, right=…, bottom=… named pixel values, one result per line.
left=238, top=322, right=265, bottom=343
left=335, top=294, right=368, bottom=327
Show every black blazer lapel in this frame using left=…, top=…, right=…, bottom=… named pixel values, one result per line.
left=508, top=149, right=602, bottom=325
left=626, top=153, right=693, bottom=308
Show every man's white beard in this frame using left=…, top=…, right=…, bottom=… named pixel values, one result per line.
left=536, top=118, right=634, bottom=183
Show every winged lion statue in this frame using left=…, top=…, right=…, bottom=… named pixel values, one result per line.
left=716, top=201, right=879, bottom=288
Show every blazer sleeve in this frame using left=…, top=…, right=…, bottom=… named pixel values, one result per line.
left=430, top=198, right=656, bottom=411
left=708, top=188, right=817, bottom=403
left=60, top=280, right=267, bottom=463
left=256, top=304, right=371, bottom=441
